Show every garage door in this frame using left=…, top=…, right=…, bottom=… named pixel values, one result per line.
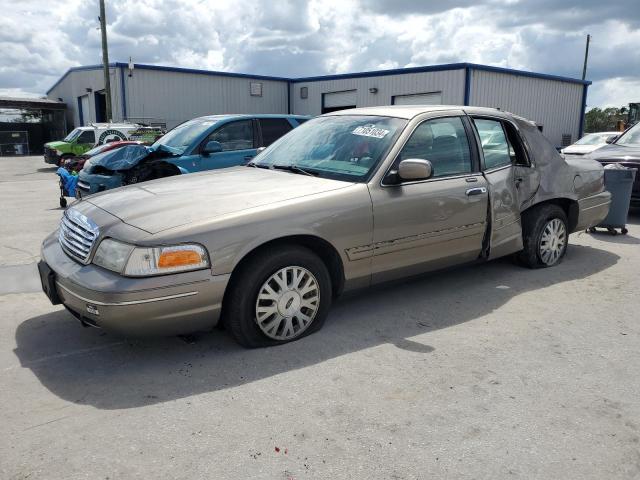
left=77, top=94, right=90, bottom=126
left=323, top=90, right=357, bottom=113
left=392, top=92, right=442, bottom=106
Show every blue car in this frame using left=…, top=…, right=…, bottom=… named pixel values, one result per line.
left=77, top=114, right=308, bottom=196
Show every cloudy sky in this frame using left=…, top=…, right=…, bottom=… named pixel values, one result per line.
left=1, top=0, right=639, bottom=110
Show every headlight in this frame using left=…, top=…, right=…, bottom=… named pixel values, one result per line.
left=93, top=239, right=209, bottom=276
left=93, top=239, right=133, bottom=272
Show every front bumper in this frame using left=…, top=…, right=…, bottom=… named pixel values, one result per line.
left=39, top=232, right=229, bottom=336
left=44, top=147, right=60, bottom=165
left=77, top=171, right=124, bottom=196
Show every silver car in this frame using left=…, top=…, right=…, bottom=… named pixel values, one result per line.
left=39, top=106, right=611, bottom=347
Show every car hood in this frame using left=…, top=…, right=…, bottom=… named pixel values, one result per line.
left=84, top=167, right=355, bottom=234
left=86, top=144, right=151, bottom=171
left=45, top=141, right=67, bottom=149
left=562, top=144, right=602, bottom=155
left=585, top=144, right=640, bottom=162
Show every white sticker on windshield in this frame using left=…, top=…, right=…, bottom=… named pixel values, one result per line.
left=352, top=124, right=390, bottom=139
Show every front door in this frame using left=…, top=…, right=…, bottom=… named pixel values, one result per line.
left=198, top=119, right=257, bottom=172
left=73, top=130, right=96, bottom=155
left=369, top=115, right=489, bottom=283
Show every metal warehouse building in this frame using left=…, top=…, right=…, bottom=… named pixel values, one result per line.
left=47, top=62, right=590, bottom=148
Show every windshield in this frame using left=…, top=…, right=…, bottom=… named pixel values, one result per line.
left=152, top=119, right=216, bottom=155
left=616, top=123, right=640, bottom=146
left=575, top=133, right=612, bottom=145
left=252, top=115, right=407, bottom=182
left=63, top=128, right=82, bottom=142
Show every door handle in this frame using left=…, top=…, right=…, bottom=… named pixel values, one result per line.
left=466, top=187, right=487, bottom=196
left=515, top=177, right=524, bottom=188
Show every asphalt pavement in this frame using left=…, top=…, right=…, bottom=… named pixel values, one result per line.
left=1, top=156, right=639, bottom=479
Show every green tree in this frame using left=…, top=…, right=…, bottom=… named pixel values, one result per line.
left=584, top=107, right=626, bottom=133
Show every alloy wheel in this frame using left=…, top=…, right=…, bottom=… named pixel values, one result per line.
left=539, top=218, right=566, bottom=266
left=255, top=266, right=320, bottom=340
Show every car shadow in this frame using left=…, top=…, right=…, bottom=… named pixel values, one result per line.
left=14, top=244, right=618, bottom=410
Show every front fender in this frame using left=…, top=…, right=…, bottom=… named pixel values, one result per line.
left=214, top=228, right=344, bottom=277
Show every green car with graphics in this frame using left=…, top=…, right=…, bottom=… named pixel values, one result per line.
left=44, top=123, right=162, bottom=165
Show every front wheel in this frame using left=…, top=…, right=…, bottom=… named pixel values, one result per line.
left=224, top=245, right=332, bottom=348
left=518, top=204, right=568, bottom=268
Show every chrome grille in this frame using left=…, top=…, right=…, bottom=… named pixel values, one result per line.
left=58, top=209, right=99, bottom=263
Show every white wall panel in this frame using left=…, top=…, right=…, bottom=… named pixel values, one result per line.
left=123, top=68, right=289, bottom=129
left=470, top=70, right=584, bottom=147
left=291, top=69, right=466, bottom=116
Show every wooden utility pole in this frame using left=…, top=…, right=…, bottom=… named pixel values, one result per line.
left=99, top=0, right=112, bottom=122
left=582, top=34, right=591, bottom=80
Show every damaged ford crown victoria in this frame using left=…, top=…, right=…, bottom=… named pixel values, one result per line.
left=39, top=106, right=611, bottom=348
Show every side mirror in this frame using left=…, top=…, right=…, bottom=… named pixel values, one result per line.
left=397, top=159, right=433, bottom=181
left=605, top=135, right=618, bottom=144
left=202, top=140, right=223, bottom=155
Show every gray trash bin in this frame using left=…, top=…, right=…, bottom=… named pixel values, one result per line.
left=591, top=166, right=636, bottom=235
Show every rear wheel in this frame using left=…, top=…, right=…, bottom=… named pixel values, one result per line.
left=518, top=204, right=568, bottom=268
left=224, top=245, right=332, bottom=348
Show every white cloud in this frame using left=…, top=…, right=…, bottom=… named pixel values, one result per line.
left=0, top=0, right=638, bottom=108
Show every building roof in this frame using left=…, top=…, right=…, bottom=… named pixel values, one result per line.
left=0, top=96, right=67, bottom=110
left=46, top=61, right=591, bottom=95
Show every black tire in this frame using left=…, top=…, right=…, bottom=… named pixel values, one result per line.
left=517, top=204, right=569, bottom=269
left=59, top=197, right=67, bottom=208
left=223, top=245, right=332, bottom=348
left=621, top=228, right=628, bottom=235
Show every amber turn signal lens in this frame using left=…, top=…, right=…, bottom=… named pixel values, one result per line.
left=158, top=249, right=203, bottom=268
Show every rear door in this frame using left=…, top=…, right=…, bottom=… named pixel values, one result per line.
left=369, top=115, right=489, bottom=283
left=471, top=117, right=536, bottom=259
left=198, top=119, right=257, bottom=171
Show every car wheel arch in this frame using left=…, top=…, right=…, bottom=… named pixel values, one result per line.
left=522, top=198, right=579, bottom=233
left=223, top=234, right=346, bottom=302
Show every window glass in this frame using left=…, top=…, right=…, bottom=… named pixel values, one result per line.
left=398, top=116, right=471, bottom=177
left=153, top=119, right=218, bottom=155
left=208, top=120, right=254, bottom=151
left=63, top=128, right=82, bottom=142
left=259, top=118, right=293, bottom=147
left=503, top=121, right=530, bottom=166
left=616, top=122, right=640, bottom=146
left=474, top=119, right=511, bottom=169
left=253, top=115, right=406, bottom=182
left=77, top=130, right=95, bottom=144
